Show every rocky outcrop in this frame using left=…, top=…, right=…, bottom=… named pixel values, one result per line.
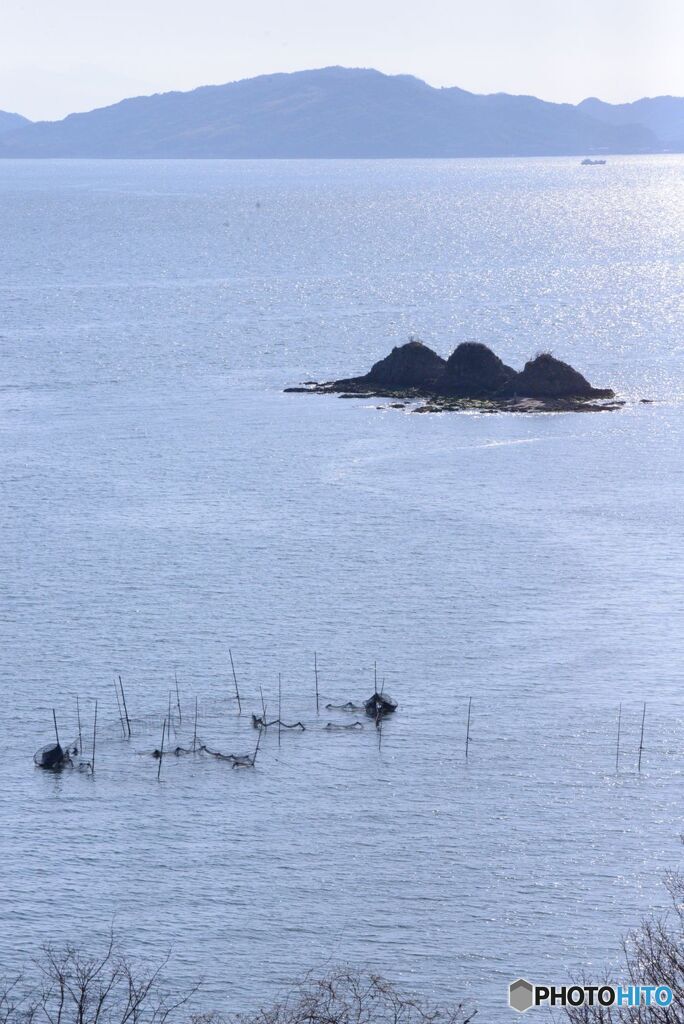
left=440, top=342, right=517, bottom=397
left=285, top=339, right=619, bottom=412
left=515, top=353, right=614, bottom=399
left=365, top=340, right=446, bottom=388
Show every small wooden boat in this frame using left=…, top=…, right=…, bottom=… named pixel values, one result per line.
left=33, top=742, right=68, bottom=770
left=364, top=692, right=398, bottom=718
left=581, top=158, right=606, bottom=165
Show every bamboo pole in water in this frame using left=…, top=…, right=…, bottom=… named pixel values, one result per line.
left=174, top=669, right=182, bottom=725
left=278, top=674, right=282, bottom=748
left=119, top=676, right=132, bottom=737
left=114, top=679, right=126, bottom=738
left=252, top=722, right=263, bottom=766
left=259, top=685, right=266, bottom=719
left=76, top=696, right=83, bottom=754
left=314, top=652, right=319, bottom=715
left=465, top=697, right=472, bottom=760
left=157, top=718, right=166, bottom=781
left=92, top=700, right=98, bottom=773
left=52, top=709, right=60, bottom=747
left=615, top=703, right=622, bottom=773
left=638, top=702, right=646, bottom=773
left=229, top=648, right=242, bottom=714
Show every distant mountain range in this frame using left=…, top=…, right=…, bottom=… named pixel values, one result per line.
left=577, top=96, right=684, bottom=150
left=0, top=67, right=682, bottom=158
left=0, top=110, right=30, bottom=136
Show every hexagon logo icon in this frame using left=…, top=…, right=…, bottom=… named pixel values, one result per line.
left=509, top=978, right=534, bottom=1013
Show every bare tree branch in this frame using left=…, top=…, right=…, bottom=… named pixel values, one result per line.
left=230, top=968, right=476, bottom=1024
left=566, top=860, right=684, bottom=1023
left=2, top=939, right=195, bottom=1024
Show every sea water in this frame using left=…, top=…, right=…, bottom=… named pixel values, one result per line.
left=0, top=157, right=682, bottom=1021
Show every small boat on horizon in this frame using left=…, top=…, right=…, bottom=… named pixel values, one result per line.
left=581, top=158, right=607, bottom=165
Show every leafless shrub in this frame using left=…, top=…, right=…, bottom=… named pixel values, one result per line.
left=566, top=868, right=683, bottom=1022
left=0, top=934, right=197, bottom=1024
left=2, top=947, right=475, bottom=1024
left=231, top=968, right=476, bottom=1024
left=1, top=977, right=27, bottom=1024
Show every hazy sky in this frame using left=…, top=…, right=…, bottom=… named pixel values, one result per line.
left=2, top=0, right=684, bottom=121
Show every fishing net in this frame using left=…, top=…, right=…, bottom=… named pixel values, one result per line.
left=33, top=743, right=72, bottom=770
left=251, top=714, right=305, bottom=730
left=151, top=739, right=256, bottom=768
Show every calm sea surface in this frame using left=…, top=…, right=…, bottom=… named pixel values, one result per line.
left=0, top=158, right=682, bottom=1022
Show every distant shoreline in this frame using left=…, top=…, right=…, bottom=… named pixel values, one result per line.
left=0, top=151, right=681, bottom=161
left=0, top=151, right=679, bottom=161
left=0, top=67, right=681, bottom=159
